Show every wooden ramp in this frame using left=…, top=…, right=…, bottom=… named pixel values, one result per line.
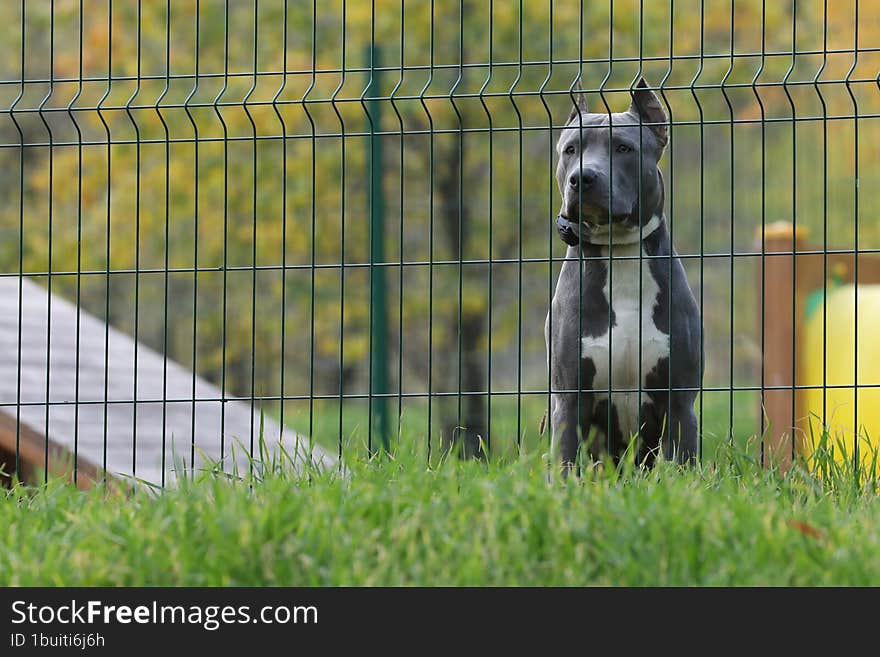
left=0, top=277, right=335, bottom=488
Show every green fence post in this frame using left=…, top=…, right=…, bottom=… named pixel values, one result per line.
left=367, top=44, right=389, bottom=454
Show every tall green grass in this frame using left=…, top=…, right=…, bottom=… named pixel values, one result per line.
left=3, top=434, right=880, bottom=586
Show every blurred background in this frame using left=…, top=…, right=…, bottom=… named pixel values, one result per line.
left=0, top=0, right=878, bottom=460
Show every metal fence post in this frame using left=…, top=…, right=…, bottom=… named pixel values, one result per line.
left=367, top=43, right=390, bottom=454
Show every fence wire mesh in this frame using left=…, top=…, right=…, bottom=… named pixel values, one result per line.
left=0, top=0, right=877, bottom=487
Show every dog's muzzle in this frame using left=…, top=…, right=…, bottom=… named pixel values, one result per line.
left=556, top=215, right=581, bottom=246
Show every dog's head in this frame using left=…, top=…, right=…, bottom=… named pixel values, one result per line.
left=555, top=78, right=668, bottom=246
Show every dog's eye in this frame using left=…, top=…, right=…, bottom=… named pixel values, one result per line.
left=564, top=144, right=578, bottom=156
left=615, top=143, right=633, bottom=154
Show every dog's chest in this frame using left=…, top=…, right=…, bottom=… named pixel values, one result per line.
left=581, top=244, right=669, bottom=433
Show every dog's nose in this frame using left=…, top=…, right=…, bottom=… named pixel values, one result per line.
left=568, top=168, right=598, bottom=189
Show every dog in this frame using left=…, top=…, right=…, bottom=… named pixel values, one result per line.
left=545, top=79, right=702, bottom=470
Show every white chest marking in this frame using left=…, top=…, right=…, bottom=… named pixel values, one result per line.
left=581, top=243, right=669, bottom=442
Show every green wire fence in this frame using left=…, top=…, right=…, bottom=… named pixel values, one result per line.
left=0, top=0, right=876, bottom=486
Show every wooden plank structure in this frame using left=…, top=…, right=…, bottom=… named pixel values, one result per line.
left=0, top=277, right=335, bottom=488
left=757, top=222, right=880, bottom=468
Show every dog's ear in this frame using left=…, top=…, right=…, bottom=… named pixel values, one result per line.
left=628, top=78, right=668, bottom=147
left=566, top=92, right=588, bottom=124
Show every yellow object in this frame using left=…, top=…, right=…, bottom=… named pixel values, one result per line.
left=759, top=220, right=810, bottom=243
left=801, top=284, right=880, bottom=473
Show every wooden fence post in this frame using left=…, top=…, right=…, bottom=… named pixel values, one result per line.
left=757, top=222, right=808, bottom=469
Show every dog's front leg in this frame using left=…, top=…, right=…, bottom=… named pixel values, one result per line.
left=550, top=392, right=592, bottom=475
left=665, top=393, right=698, bottom=465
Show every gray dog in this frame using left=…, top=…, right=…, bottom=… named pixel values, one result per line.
left=545, top=79, right=702, bottom=470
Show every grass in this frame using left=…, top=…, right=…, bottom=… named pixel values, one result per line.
left=3, top=433, right=880, bottom=586
left=281, top=387, right=760, bottom=460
